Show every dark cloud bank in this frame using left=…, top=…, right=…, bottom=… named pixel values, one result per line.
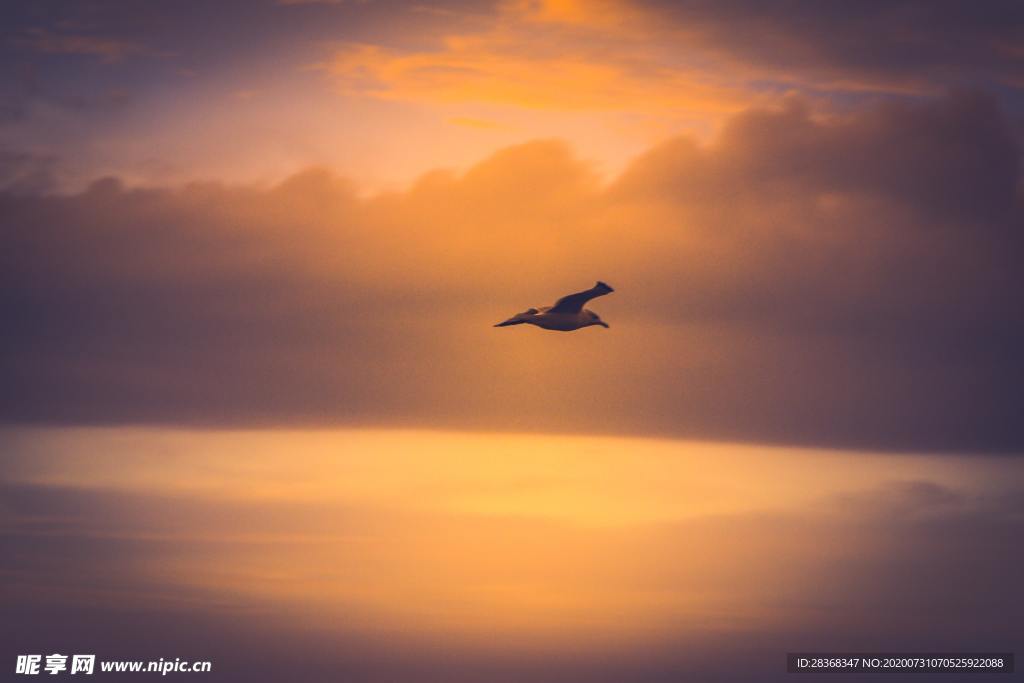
left=2, top=91, right=1022, bottom=452
left=642, top=0, right=1024, bottom=92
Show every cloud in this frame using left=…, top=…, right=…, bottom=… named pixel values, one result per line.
left=15, top=28, right=149, bottom=63
left=322, top=0, right=1024, bottom=117
left=0, top=148, right=58, bottom=194
left=322, top=1, right=754, bottom=115
left=326, top=39, right=748, bottom=114
left=1, top=91, right=1021, bottom=451
left=633, top=0, right=1024, bottom=92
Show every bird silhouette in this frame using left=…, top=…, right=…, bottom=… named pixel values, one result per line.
left=494, top=281, right=614, bottom=331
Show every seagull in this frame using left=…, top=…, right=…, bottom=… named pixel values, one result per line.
left=494, top=281, right=614, bottom=331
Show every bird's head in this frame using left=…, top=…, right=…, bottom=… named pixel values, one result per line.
left=586, top=311, right=609, bottom=328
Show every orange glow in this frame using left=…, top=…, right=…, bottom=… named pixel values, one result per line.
left=4, top=2, right=1022, bottom=678
left=5, top=428, right=1020, bottom=650
left=326, top=29, right=750, bottom=116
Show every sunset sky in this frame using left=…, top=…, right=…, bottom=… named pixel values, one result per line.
left=2, top=1, right=1023, bottom=681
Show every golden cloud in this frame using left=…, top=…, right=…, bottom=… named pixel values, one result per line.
left=324, top=1, right=752, bottom=115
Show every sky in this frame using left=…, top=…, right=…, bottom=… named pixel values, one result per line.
left=2, top=1, right=1024, bottom=681
left=2, top=0, right=1023, bottom=452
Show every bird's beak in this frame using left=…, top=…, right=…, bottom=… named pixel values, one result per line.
left=494, top=319, right=516, bottom=327
left=598, top=321, right=610, bottom=328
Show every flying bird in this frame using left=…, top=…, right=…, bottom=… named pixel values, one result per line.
left=494, top=281, right=614, bottom=331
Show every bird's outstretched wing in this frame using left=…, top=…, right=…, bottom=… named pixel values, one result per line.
left=548, top=281, right=614, bottom=314
left=494, top=308, right=539, bottom=326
